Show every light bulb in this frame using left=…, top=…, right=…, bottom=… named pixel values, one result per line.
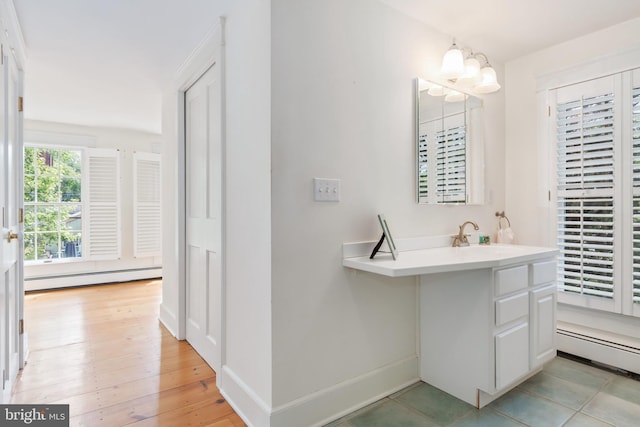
left=440, top=42, right=464, bottom=80
left=474, top=66, right=501, bottom=94
left=456, top=57, right=481, bottom=88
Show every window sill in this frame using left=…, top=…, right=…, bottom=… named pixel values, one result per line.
left=24, top=257, right=85, bottom=266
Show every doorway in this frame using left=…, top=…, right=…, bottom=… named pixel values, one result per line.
left=177, top=19, right=226, bottom=377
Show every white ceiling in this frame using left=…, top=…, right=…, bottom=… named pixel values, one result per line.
left=13, top=1, right=640, bottom=134
left=380, top=0, right=640, bottom=62
left=14, top=0, right=220, bottom=134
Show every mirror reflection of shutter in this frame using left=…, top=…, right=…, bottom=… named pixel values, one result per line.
left=418, top=127, right=429, bottom=201
left=555, top=77, right=615, bottom=302
left=133, top=152, right=161, bottom=257
left=84, top=148, right=121, bottom=260
left=437, top=111, right=466, bottom=203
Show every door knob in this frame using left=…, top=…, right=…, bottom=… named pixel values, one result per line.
left=7, top=232, right=18, bottom=243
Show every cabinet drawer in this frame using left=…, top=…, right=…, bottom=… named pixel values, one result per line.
left=495, top=265, right=528, bottom=296
left=532, top=260, right=556, bottom=285
left=496, top=292, right=528, bottom=326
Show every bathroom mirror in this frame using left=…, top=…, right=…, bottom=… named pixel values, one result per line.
left=416, top=78, right=485, bottom=204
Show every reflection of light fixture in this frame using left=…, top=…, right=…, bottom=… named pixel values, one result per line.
left=427, top=83, right=447, bottom=97
left=438, top=40, right=501, bottom=94
left=444, top=89, right=467, bottom=103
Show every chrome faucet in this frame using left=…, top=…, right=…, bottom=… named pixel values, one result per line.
left=452, top=221, right=479, bottom=247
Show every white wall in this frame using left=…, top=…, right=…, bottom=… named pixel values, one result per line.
left=270, top=0, right=505, bottom=421
left=163, top=1, right=506, bottom=424
left=23, top=120, right=162, bottom=290
left=160, top=0, right=273, bottom=420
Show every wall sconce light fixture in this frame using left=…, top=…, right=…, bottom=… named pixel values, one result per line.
left=439, top=39, right=501, bottom=95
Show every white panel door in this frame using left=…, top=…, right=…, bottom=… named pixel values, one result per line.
left=1, top=45, right=23, bottom=402
left=185, top=61, right=222, bottom=374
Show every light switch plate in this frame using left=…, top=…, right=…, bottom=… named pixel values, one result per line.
left=314, top=178, right=340, bottom=202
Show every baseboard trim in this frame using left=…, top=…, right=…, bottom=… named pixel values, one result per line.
left=219, top=366, right=272, bottom=427
left=25, top=267, right=162, bottom=291
left=218, top=357, right=418, bottom=427
left=159, top=304, right=178, bottom=338
left=270, top=356, right=419, bottom=427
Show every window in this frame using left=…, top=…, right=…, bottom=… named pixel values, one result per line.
left=552, top=70, right=640, bottom=316
left=24, top=147, right=82, bottom=261
left=23, top=146, right=121, bottom=263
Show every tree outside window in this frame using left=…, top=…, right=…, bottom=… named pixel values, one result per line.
left=24, top=147, right=82, bottom=261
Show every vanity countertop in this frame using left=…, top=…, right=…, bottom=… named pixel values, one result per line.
left=343, top=244, right=558, bottom=277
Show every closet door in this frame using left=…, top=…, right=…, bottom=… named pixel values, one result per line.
left=185, top=58, right=223, bottom=374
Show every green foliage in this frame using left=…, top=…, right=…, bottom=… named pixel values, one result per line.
left=24, top=147, right=82, bottom=261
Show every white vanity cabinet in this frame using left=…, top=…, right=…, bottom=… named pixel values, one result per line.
left=419, top=257, right=557, bottom=408
left=342, top=242, right=558, bottom=408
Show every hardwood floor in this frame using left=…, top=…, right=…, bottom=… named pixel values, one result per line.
left=11, top=279, right=246, bottom=427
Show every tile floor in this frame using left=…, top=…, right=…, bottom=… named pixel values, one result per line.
left=326, top=355, right=640, bottom=427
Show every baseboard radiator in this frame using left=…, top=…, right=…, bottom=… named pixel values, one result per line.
left=556, top=327, right=640, bottom=376
left=25, top=267, right=162, bottom=291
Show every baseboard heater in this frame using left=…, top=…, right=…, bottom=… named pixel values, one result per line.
left=25, top=267, right=162, bottom=292
left=557, top=327, right=640, bottom=376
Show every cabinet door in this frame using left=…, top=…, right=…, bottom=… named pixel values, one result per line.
left=531, top=284, right=557, bottom=367
left=495, top=322, right=529, bottom=390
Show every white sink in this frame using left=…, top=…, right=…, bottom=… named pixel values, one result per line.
left=342, top=244, right=558, bottom=277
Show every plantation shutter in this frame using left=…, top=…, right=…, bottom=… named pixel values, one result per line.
left=84, top=148, right=121, bottom=259
left=555, top=77, right=616, bottom=302
left=633, top=82, right=640, bottom=305
left=437, top=112, right=466, bottom=203
left=418, top=125, right=428, bottom=201
left=133, top=152, right=161, bottom=257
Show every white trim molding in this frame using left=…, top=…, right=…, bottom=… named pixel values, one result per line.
left=0, top=0, right=27, bottom=68
left=219, top=366, right=272, bottom=427
left=219, top=356, right=418, bottom=427
left=24, top=267, right=161, bottom=291
left=270, top=356, right=418, bottom=427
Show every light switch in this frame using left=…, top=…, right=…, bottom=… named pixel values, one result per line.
left=314, top=178, right=340, bottom=202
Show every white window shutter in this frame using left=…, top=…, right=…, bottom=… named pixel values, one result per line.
left=84, top=148, right=121, bottom=260
left=133, top=152, right=161, bottom=257
left=554, top=77, right=617, bottom=306
left=633, top=82, right=640, bottom=305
